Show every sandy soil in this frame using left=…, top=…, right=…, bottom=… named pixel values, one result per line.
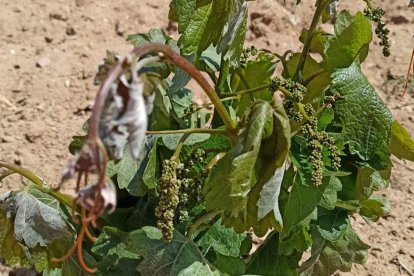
left=0, top=0, right=413, bottom=275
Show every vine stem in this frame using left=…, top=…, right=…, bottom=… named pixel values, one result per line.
left=225, top=84, right=270, bottom=97
left=172, top=133, right=190, bottom=161
left=186, top=210, right=222, bottom=239
left=293, top=0, right=330, bottom=82
left=146, top=128, right=228, bottom=136
left=0, top=161, right=74, bottom=208
left=403, top=48, right=414, bottom=97
left=88, top=43, right=237, bottom=143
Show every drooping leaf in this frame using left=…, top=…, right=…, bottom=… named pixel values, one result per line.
left=198, top=219, right=246, bottom=257
left=299, top=223, right=370, bottom=276
left=204, top=101, right=273, bottom=219
left=92, top=226, right=214, bottom=275
left=223, top=104, right=291, bottom=235
left=246, top=232, right=301, bottom=276
left=388, top=120, right=414, bottom=161
left=330, top=60, right=393, bottom=160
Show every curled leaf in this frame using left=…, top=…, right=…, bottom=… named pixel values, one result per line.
left=76, top=180, right=117, bottom=214
left=99, top=75, right=148, bottom=160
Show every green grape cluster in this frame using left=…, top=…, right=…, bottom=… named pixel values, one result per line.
left=155, top=159, right=183, bottom=241
left=177, top=149, right=207, bottom=222
left=364, top=7, right=391, bottom=57
left=273, top=77, right=308, bottom=122
left=240, top=45, right=259, bottom=68
left=302, top=117, right=341, bottom=186
left=323, top=93, right=341, bottom=108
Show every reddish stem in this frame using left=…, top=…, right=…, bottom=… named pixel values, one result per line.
left=403, top=48, right=414, bottom=97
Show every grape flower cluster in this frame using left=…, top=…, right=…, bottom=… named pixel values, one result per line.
left=240, top=46, right=259, bottom=68
left=302, top=116, right=341, bottom=186
left=177, top=148, right=207, bottom=222
left=155, top=159, right=183, bottom=241
left=271, top=77, right=308, bottom=122
left=155, top=149, right=208, bottom=240
left=364, top=7, right=391, bottom=57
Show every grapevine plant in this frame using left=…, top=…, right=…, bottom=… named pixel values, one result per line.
left=1, top=0, right=414, bottom=275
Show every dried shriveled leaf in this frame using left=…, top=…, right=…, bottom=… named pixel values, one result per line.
left=99, top=76, right=148, bottom=159
left=76, top=180, right=117, bottom=214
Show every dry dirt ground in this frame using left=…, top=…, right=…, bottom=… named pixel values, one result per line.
left=0, top=0, right=413, bottom=275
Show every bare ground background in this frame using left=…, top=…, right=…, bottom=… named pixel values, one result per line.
left=0, top=0, right=413, bottom=275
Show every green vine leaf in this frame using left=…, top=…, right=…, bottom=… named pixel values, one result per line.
left=360, top=195, right=391, bottom=222
left=198, top=219, right=246, bottom=257
left=162, top=134, right=211, bottom=150
left=107, top=136, right=159, bottom=196
left=178, top=261, right=220, bottom=276
left=299, top=223, right=370, bottom=276
left=92, top=226, right=214, bottom=275
left=322, top=11, right=372, bottom=71
left=388, top=120, right=414, bottom=161
left=282, top=175, right=342, bottom=238
left=246, top=232, right=301, bottom=276
left=331, top=60, right=393, bottom=161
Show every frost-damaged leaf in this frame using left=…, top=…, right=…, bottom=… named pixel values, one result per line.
left=322, top=11, right=372, bottom=71
left=198, top=219, right=246, bottom=257
left=0, top=189, right=71, bottom=248
left=299, top=223, right=370, bottom=276
left=246, top=232, right=301, bottom=276
left=100, top=75, right=148, bottom=159
left=388, top=120, right=414, bottom=161
left=331, top=60, right=393, bottom=160
left=178, top=262, right=220, bottom=276
left=0, top=185, right=72, bottom=272
left=92, top=226, right=215, bottom=275
left=204, top=101, right=273, bottom=219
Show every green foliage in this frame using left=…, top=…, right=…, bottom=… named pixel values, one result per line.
left=2, top=1, right=412, bottom=276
